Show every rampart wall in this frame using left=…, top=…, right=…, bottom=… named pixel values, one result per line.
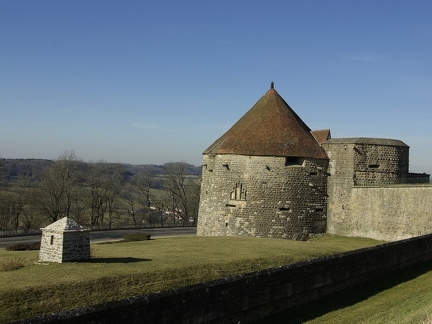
left=323, top=138, right=432, bottom=241
left=329, top=185, right=432, bottom=241
left=19, top=234, right=432, bottom=324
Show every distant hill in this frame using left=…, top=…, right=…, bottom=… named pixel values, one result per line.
left=1, top=159, right=201, bottom=182
left=1, top=158, right=53, bottom=181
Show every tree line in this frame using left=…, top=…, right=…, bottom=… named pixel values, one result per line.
left=0, top=151, right=201, bottom=233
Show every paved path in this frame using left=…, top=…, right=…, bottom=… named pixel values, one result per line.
left=0, top=227, right=197, bottom=249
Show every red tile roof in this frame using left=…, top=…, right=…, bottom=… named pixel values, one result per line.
left=311, top=129, right=331, bottom=144
left=203, top=86, right=328, bottom=160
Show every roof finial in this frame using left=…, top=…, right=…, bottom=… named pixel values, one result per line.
left=270, top=81, right=274, bottom=89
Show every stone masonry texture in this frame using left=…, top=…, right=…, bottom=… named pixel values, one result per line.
left=198, top=137, right=432, bottom=242
left=323, top=138, right=432, bottom=241
left=38, top=217, right=91, bottom=263
left=197, top=154, right=329, bottom=240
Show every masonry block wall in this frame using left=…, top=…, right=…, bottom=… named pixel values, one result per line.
left=352, top=140, right=409, bottom=185
left=347, top=186, right=432, bottom=241
left=38, top=217, right=91, bottom=263
left=197, top=154, right=328, bottom=240
left=323, top=138, right=432, bottom=241
left=38, top=229, right=65, bottom=263
left=38, top=230, right=90, bottom=263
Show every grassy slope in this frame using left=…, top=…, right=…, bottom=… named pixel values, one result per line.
left=0, top=235, right=396, bottom=323
left=257, top=260, right=432, bottom=324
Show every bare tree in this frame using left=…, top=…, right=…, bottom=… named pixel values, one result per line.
left=0, top=155, right=4, bottom=184
left=134, top=166, right=157, bottom=225
left=122, top=184, right=140, bottom=227
left=0, top=190, right=26, bottom=232
left=122, top=166, right=158, bottom=227
left=34, top=150, right=84, bottom=223
left=86, top=161, right=124, bottom=229
left=71, top=193, right=87, bottom=225
left=153, top=191, right=172, bottom=226
left=163, top=162, right=200, bottom=225
left=0, top=165, right=39, bottom=232
left=7, top=175, right=32, bottom=231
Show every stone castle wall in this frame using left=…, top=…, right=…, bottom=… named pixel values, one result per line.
left=323, top=138, right=432, bottom=241
left=343, top=185, right=432, bottom=241
left=198, top=138, right=431, bottom=242
left=197, top=154, right=328, bottom=240
left=352, top=142, right=409, bottom=185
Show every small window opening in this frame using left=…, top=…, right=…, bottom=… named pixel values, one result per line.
left=226, top=204, right=236, bottom=207
left=279, top=207, right=291, bottom=211
left=230, top=182, right=247, bottom=201
left=315, top=207, right=324, bottom=212
left=285, top=157, right=303, bottom=166
left=368, top=164, right=380, bottom=169
left=50, top=235, right=54, bottom=245
left=309, top=172, right=317, bottom=176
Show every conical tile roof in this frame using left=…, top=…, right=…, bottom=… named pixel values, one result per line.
left=203, top=85, right=328, bottom=159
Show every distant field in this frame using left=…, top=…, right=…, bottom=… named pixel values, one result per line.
left=0, top=234, right=408, bottom=323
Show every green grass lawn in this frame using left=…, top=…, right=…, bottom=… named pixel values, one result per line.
left=255, top=259, right=432, bottom=324
left=0, top=234, right=397, bottom=323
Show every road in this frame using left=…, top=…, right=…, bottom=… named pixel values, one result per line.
left=0, top=227, right=197, bottom=249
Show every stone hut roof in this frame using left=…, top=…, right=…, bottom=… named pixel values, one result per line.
left=203, top=83, right=328, bottom=160
left=42, top=217, right=89, bottom=232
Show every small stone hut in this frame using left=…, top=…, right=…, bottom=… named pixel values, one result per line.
left=38, top=217, right=91, bottom=263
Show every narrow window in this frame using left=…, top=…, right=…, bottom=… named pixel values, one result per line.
left=50, top=235, right=54, bottom=245
left=368, top=164, right=380, bottom=169
left=279, top=207, right=291, bottom=211
left=285, top=157, right=303, bottom=166
left=230, top=183, right=247, bottom=201
left=226, top=204, right=236, bottom=207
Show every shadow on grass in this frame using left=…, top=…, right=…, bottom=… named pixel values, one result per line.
left=252, top=260, right=432, bottom=324
left=96, top=239, right=154, bottom=244
left=89, top=257, right=152, bottom=264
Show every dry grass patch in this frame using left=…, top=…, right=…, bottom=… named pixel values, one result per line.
left=0, top=257, right=29, bottom=271
left=0, top=234, right=382, bottom=323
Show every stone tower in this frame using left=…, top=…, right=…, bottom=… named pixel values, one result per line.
left=197, top=84, right=329, bottom=240
left=322, top=138, right=411, bottom=239
left=38, top=217, right=91, bottom=263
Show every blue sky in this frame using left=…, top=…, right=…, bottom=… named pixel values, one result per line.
left=1, top=1, right=431, bottom=174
